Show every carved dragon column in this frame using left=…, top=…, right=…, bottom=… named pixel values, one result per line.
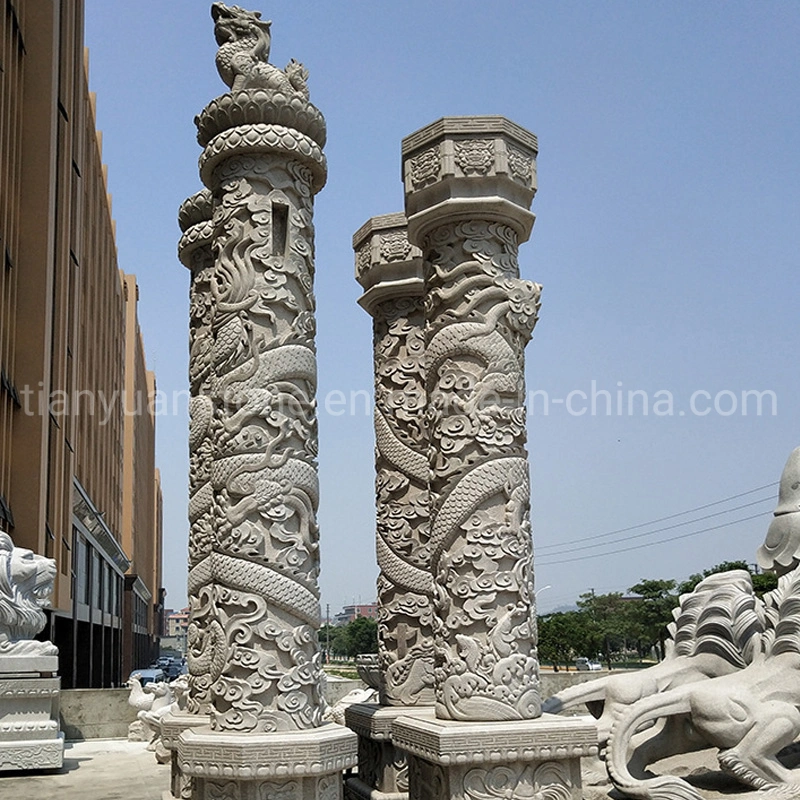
left=175, top=6, right=356, bottom=800
left=345, top=215, right=436, bottom=800
left=391, top=117, right=596, bottom=800
left=162, top=189, right=217, bottom=800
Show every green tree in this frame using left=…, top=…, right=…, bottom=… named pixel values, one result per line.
left=576, top=591, right=628, bottom=668
left=344, top=616, right=378, bottom=657
left=538, top=611, right=586, bottom=670
left=627, top=578, right=678, bottom=661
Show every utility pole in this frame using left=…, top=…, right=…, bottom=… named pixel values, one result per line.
left=326, top=603, right=330, bottom=663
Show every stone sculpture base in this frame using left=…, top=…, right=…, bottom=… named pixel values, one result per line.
left=392, top=714, right=596, bottom=800
left=0, top=655, right=64, bottom=771
left=344, top=704, right=435, bottom=800
left=160, top=711, right=209, bottom=800
left=176, top=723, right=358, bottom=800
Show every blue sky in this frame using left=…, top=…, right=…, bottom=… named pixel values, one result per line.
left=84, top=1, right=799, bottom=615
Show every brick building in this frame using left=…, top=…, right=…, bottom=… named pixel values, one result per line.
left=0, top=0, right=163, bottom=686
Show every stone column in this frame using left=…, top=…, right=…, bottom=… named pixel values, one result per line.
left=391, top=117, right=595, bottom=800
left=174, top=6, right=356, bottom=800
left=345, top=215, right=436, bottom=800
left=162, top=189, right=216, bottom=800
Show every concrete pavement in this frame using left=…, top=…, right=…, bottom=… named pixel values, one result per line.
left=0, top=740, right=170, bottom=800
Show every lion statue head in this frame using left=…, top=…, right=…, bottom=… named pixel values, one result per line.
left=0, top=532, right=58, bottom=655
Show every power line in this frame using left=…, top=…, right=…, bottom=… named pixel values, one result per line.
left=538, top=496, right=773, bottom=556
left=536, top=482, right=777, bottom=551
left=536, top=510, right=769, bottom=566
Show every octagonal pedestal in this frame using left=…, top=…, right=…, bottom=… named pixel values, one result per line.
left=175, top=723, right=358, bottom=800
left=392, top=714, right=596, bottom=800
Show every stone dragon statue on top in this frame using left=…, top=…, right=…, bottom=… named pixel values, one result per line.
left=545, top=446, right=800, bottom=798
left=211, top=2, right=309, bottom=97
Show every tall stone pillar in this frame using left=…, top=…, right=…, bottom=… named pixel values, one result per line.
left=345, top=215, right=436, bottom=800
left=391, top=117, right=595, bottom=800
left=174, top=6, right=356, bottom=800
left=162, top=189, right=218, bottom=800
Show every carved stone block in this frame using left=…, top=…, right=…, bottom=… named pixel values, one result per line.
left=344, top=704, right=435, bottom=800
left=177, top=724, right=357, bottom=800
left=0, top=675, right=63, bottom=770
left=392, top=715, right=596, bottom=800
left=401, top=116, right=538, bottom=246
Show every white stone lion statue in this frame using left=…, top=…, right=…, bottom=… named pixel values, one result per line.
left=0, top=532, right=58, bottom=656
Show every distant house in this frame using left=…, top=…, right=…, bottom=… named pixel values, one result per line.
left=165, top=607, right=190, bottom=638
left=334, top=603, right=378, bottom=626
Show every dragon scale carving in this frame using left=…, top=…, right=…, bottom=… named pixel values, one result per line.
left=179, top=188, right=217, bottom=713
left=421, top=220, right=542, bottom=721
left=191, top=150, right=323, bottom=734
left=372, top=295, right=435, bottom=706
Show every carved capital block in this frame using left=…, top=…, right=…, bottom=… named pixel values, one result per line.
left=401, top=116, right=538, bottom=246
left=353, top=214, right=423, bottom=316
left=392, top=715, right=596, bottom=800
left=178, top=190, right=214, bottom=272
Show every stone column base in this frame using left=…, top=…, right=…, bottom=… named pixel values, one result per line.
left=159, top=711, right=209, bottom=800
left=0, top=669, right=64, bottom=771
left=392, top=713, right=596, bottom=800
left=176, top=723, right=358, bottom=800
left=344, top=704, right=435, bottom=800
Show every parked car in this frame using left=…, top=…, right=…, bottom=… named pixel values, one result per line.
left=128, top=668, right=166, bottom=686
left=574, top=657, right=602, bottom=671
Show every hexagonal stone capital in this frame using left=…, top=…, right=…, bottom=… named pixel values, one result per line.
left=401, top=116, right=538, bottom=247
left=353, top=213, right=424, bottom=317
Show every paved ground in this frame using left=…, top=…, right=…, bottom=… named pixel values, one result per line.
left=0, top=739, right=170, bottom=800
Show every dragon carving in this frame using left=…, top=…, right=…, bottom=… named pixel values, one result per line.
left=211, top=3, right=309, bottom=97
left=372, top=293, right=435, bottom=706
left=188, top=150, right=324, bottom=734
left=420, top=219, right=542, bottom=721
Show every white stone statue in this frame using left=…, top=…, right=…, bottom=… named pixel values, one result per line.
left=0, top=532, right=63, bottom=770
left=127, top=672, right=189, bottom=763
left=550, top=445, right=800, bottom=799
left=211, top=2, right=309, bottom=97
left=0, top=532, right=58, bottom=656
left=542, top=569, right=767, bottom=762
left=323, top=686, right=380, bottom=726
